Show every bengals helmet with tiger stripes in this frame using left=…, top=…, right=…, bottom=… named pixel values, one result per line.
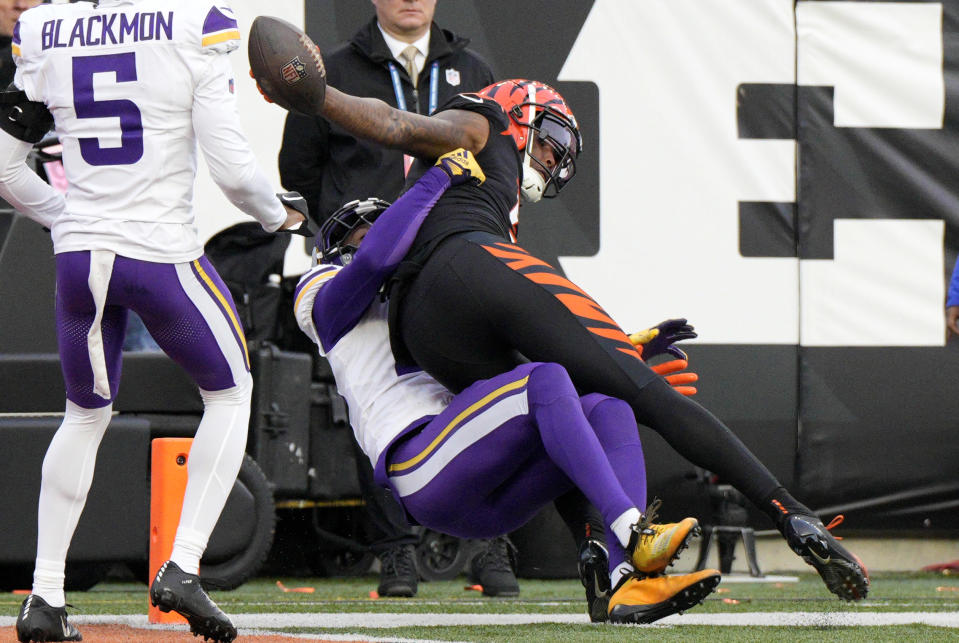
left=476, top=79, right=582, bottom=203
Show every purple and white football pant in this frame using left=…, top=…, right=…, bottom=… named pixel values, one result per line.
left=381, top=361, right=648, bottom=573
left=55, top=250, right=250, bottom=405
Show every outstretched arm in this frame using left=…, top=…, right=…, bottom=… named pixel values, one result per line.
left=321, top=86, right=490, bottom=159
left=250, top=19, right=488, bottom=160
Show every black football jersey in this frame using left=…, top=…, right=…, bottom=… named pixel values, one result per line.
left=404, top=93, right=522, bottom=257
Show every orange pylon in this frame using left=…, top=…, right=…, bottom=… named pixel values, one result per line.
left=148, top=438, right=192, bottom=624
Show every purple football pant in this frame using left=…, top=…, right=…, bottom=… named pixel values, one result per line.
left=55, top=251, right=250, bottom=407
left=385, top=361, right=647, bottom=569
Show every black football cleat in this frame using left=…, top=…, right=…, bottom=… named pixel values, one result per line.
left=577, top=538, right=611, bottom=622
left=467, top=536, right=520, bottom=597
left=16, top=594, right=82, bottom=642
left=607, top=569, right=721, bottom=624
left=377, top=544, right=418, bottom=597
left=150, top=561, right=237, bottom=642
left=782, top=513, right=869, bottom=601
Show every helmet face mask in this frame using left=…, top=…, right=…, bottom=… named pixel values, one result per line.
left=315, top=197, right=391, bottom=266
left=524, top=110, right=579, bottom=200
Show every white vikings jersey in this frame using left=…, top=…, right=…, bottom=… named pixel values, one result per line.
left=294, top=265, right=453, bottom=465
left=12, top=0, right=286, bottom=262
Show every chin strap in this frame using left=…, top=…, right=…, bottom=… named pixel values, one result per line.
left=520, top=159, right=545, bottom=203
left=520, top=82, right=544, bottom=203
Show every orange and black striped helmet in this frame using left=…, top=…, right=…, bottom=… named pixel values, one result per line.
left=477, top=79, right=582, bottom=200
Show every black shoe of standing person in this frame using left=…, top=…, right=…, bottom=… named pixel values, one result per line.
left=150, top=560, right=237, bottom=642
left=16, top=594, right=82, bottom=643
left=377, top=544, right=418, bottom=597
left=468, top=536, right=520, bottom=597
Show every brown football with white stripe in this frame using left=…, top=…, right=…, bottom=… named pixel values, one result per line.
left=248, top=16, right=326, bottom=115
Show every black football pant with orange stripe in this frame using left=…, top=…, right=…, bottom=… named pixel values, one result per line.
left=394, top=233, right=804, bottom=525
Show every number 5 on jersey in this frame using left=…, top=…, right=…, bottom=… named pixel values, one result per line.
left=72, top=52, right=143, bottom=166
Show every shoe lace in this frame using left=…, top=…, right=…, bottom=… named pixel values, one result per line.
left=477, top=536, right=517, bottom=573
left=824, top=514, right=845, bottom=540
left=633, top=497, right=663, bottom=540
left=380, top=546, right=415, bottom=577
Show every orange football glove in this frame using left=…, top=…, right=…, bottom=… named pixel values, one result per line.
left=650, top=359, right=698, bottom=396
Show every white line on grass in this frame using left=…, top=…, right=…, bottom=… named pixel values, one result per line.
left=240, top=631, right=467, bottom=643
left=1, top=612, right=956, bottom=628
left=661, top=612, right=959, bottom=627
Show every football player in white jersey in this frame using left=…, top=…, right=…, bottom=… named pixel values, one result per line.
left=0, top=2, right=304, bottom=641
left=294, top=148, right=721, bottom=626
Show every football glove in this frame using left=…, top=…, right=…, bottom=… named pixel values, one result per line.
left=435, top=148, right=486, bottom=186
left=275, top=192, right=316, bottom=236
left=650, top=359, right=698, bottom=396
left=629, top=318, right=696, bottom=361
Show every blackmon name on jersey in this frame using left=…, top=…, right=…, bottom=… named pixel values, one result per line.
left=38, top=12, right=173, bottom=51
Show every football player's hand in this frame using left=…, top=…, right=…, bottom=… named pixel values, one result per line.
left=435, top=148, right=486, bottom=186
left=249, top=69, right=274, bottom=103
left=651, top=359, right=698, bottom=396
left=280, top=207, right=306, bottom=231
left=275, top=192, right=315, bottom=236
left=629, top=318, right=696, bottom=361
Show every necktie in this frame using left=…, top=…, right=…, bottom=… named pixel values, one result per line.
left=401, top=44, right=419, bottom=87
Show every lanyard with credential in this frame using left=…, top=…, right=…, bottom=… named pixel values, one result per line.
left=387, top=60, right=439, bottom=114
left=388, top=60, right=439, bottom=176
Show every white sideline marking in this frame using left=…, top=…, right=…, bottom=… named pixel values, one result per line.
left=240, top=612, right=959, bottom=627
left=239, top=632, right=460, bottom=643
left=1, top=612, right=957, bottom=628
left=661, top=612, right=959, bottom=627
left=716, top=574, right=798, bottom=584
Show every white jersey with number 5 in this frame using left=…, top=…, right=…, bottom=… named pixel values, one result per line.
left=12, top=0, right=285, bottom=262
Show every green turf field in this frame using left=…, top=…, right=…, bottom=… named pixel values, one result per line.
left=2, top=572, right=958, bottom=641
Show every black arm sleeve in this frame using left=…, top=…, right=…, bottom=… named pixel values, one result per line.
left=0, top=86, right=53, bottom=144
